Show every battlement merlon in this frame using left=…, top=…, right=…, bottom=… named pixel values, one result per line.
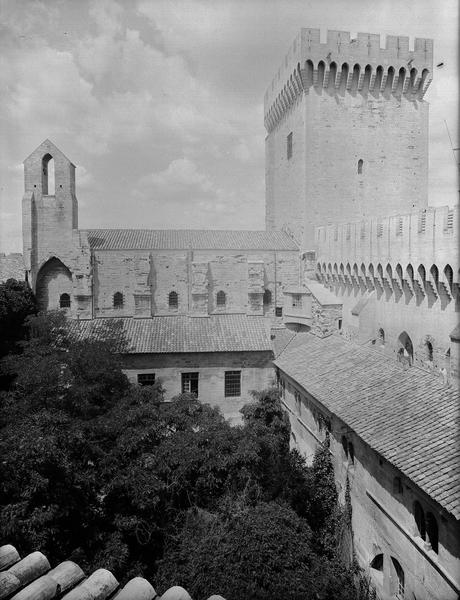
left=264, top=28, right=433, bottom=111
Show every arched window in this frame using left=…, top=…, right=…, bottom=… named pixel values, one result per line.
left=370, top=553, right=384, bottom=587
left=357, top=159, right=364, bottom=174
left=317, top=61, right=325, bottom=88
left=351, top=64, right=360, bottom=91
left=378, top=328, right=385, bottom=345
left=348, top=441, right=355, bottom=464
left=59, top=293, right=71, bottom=308
left=414, top=501, right=426, bottom=540
left=444, top=264, right=453, bottom=291
left=168, top=291, right=178, bottom=309
left=374, top=65, right=383, bottom=90
left=42, top=154, right=55, bottom=195
left=426, top=512, right=439, bottom=553
left=263, top=289, right=272, bottom=306
left=391, top=558, right=404, bottom=599
left=385, top=66, right=395, bottom=93
left=216, top=290, right=226, bottom=307
left=113, top=291, right=124, bottom=308
left=397, top=331, right=413, bottom=365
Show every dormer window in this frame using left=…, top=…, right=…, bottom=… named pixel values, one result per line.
left=216, top=290, right=226, bottom=307
left=168, top=291, right=178, bottom=309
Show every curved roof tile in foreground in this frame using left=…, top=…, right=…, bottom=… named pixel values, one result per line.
left=0, top=545, right=225, bottom=600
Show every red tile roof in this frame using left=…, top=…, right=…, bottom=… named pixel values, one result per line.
left=85, top=229, right=299, bottom=251
left=70, top=315, right=273, bottom=354
left=274, top=332, right=460, bottom=519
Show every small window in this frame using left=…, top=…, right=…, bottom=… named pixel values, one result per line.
left=294, top=391, right=301, bottom=415
left=137, top=373, right=155, bottom=386
left=168, top=291, right=178, bottom=309
left=275, top=306, right=283, bottom=317
left=292, top=294, right=302, bottom=308
left=337, top=318, right=342, bottom=331
left=426, top=512, right=439, bottom=553
left=414, top=501, right=426, bottom=540
left=357, top=159, right=363, bottom=174
left=426, top=341, right=433, bottom=362
left=182, top=372, right=199, bottom=396
left=393, top=476, right=403, bottom=494
left=263, top=289, right=272, bottom=306
left=287, top=132, right=293, bottom=159
left=113, top=291, right=124, bottom=308
left=348, top=441, right=355, bottom=464
left=216, top=290, right=226, bottom=307
left=378, top=328, right=385, bottom=345
left=59, top=293, right=71, bottom=308
left=225, top=371, right=241, bottom=397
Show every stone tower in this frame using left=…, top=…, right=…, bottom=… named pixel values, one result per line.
left=264, top=29, right=433, bottom=250
left=22, top=139, right=91, bottom=313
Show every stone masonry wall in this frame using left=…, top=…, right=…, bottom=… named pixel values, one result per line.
left=280, top=373, right=460, bottom=600
left=122, top=351, right=274, bottom=425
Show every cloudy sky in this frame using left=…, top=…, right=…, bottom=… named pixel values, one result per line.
left=0, top=0, right=458, bottom=252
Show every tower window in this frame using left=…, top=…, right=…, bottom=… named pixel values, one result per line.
left=225, top=370, right=241, bottom=397
left=168, top=291, right=178, bottom=309
left=287, top=132, right=293, bottom=159
left=59, top=293, right=71, bottom=308
left=357, top=159, right=363, bottom=174
left=426, top=341, right=433, bottom=362
left=216, top=290, right=226, bottom=307
left=275, top=306, right=283, bottom=317
left=182, top=372, right=199, bottom=396
left=113, top=291, right=124, bottom=308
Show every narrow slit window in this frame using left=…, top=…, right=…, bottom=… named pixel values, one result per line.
left=358, top=159, right=363, bottom=174
left=287, top=132, right=293, bottom=159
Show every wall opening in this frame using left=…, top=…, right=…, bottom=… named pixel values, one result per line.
left=357, top=159, right=363, bottom=174
left=59, top=293, right=71, bottom=309
left=390, top=557, right=405, bottom=600
left=113, top=291, right=124, bottom=308
left=168, top=291, right=178, bottom=309
left=426, top=512, right=439, bottom=553
left=414, top=501, right=426, bottom=540
left=216, top=290, right=226, bottom=307
left=42, top=154, right=55, bottom=195
left=35, top=257, right=72, bottom=312
left=397, top=331, right=413, bottom=365
left=287, top=132, right=293, bottom=159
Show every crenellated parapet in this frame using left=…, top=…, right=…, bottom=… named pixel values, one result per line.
left=314, top=205, right=458, bottom=304
left=264, top=28, right=433, bottom=132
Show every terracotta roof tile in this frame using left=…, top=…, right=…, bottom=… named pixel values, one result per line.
left=70, top=315, right=273, bottom=354
left=274, top=332, right=460, bottom=519
left=86, top=229, right=299, bottom=251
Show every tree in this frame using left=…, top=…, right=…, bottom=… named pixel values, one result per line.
left=156, top=501, right=318, bottom=600
left=0, top=278, right=37, bottom=387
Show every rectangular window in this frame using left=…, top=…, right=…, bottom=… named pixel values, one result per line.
left=182, top=372, right=199, bottom=396
left=275, top=306, right=283, bottom=317
left=292, top=294, right=302, bottom=308
left=137, top=373, right=155, bottom=386
left=287, top=132, right=293, bottom=159
left=224, top=371, right=241, bottom=397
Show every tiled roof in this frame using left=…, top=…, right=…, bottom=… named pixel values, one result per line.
left=274, top=332, right=460, bottom=519
left=70, top=315, right=273, bottom=354
left=0, top=544, right=222, bottom=600
left=85, top=229, right=299, bottom=251
left=270, top=326, right=297, bottom=357
left=0, top=254, right=25, bottom=283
